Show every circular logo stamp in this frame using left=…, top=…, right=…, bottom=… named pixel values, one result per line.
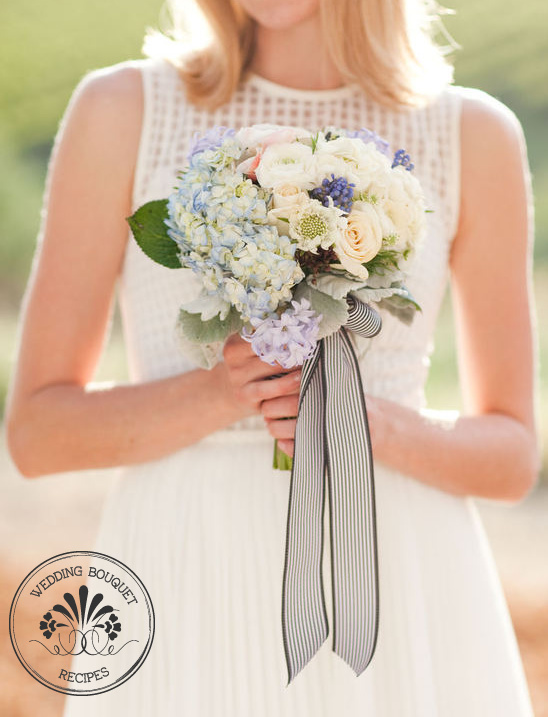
left=9, top=551, right=155, bottom=696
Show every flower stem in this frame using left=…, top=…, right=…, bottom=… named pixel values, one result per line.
left=273, top=439, right=293, bottom=471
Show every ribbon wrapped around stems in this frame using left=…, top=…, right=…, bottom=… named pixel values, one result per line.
left=281, top=296, right=382, bottom=685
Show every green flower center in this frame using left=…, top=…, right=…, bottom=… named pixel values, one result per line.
left=298, top=213, right=328, bottom=239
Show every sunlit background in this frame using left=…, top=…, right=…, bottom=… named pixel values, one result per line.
left=0, top=0, right=547, bottom=714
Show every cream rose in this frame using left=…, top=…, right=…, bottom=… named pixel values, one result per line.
left=266, top=185, right=309, bottom=235
left=271, top=184, right=309, bottom=209
left=333, top=206, right=383, bottom=279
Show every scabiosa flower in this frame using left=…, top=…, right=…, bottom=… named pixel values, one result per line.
left=242, top=298, right=322, bottom=368
left=392, top=148, right=415, bottom=171
left=310, top=174, right=355, bottom=213
left=288, top=199, right=346, bottom=253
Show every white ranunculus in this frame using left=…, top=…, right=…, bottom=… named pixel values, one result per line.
left=314, top=136, right=393, bottom=192
left=383, top=167, right=426, bottom=251
left=333, top=205, right=384, bottom=279
left=255, top=142, right=316, bottom=190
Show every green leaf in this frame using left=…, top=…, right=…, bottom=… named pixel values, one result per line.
left=127, top=199, right=181, bottom=269
left=293, top=282, right=349, bottom=339
left=177, top=306, right=243, bottom=344
left=364, top=249, right=401, bottom=275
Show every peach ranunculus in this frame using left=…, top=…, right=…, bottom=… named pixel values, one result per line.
left=333, top=205, right=383, bottom=280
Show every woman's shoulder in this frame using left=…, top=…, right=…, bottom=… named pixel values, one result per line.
left=443, top=84, right=525, bottom=140
left=68, top=57, right=182, bottom=119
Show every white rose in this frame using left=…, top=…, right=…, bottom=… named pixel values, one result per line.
left=255, top=142, right=316, bottom=190
left=333, top=206, right=383, bottom=279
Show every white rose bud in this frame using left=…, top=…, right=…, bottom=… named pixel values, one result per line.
left=333, top=206, right=383, bottom=279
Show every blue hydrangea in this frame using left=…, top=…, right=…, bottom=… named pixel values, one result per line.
left=165, top=166, right=304, bottom=322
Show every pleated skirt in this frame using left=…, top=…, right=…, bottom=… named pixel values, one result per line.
left=63, top=428, right=534, bottom=716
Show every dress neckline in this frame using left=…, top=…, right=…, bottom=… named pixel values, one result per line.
left=243, top=70, right=362, bottom=101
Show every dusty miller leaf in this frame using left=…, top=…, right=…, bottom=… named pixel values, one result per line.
left=177, top=306, right=243, bottom=344
left=293, top=282, right=349, bottom=339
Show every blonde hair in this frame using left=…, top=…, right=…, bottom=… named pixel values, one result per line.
left=143, top=0, right=455, bottom=111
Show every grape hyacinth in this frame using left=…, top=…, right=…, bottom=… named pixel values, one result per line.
left=242, top=298, right=322, bottom=369
left=392, top=148, right=415, bottom=171
left=310, top=174, right=355, bottom=214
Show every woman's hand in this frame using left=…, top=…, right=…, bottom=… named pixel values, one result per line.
left=220, top=334, right=301, bottom=456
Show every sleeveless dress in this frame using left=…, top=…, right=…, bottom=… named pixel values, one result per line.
left=63, top=58, right=535, bottom=716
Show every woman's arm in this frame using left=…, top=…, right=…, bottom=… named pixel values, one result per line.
left=5, top=65, right=300, bottom=478
left=358, top=92, right=541, bottom=502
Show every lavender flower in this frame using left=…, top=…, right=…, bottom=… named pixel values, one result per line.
left=345, top=128, right=391, bottom=157
left=242, top=298, right=322, bottom=368
left=188, top=126, right=237, bottom=161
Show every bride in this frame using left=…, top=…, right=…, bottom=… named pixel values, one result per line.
left=6, top=0, right=540, bottom=714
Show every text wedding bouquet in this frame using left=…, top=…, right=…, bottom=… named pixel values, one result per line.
left=128, top=122, right=426, bottom=683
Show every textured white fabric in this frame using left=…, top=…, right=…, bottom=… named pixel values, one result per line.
left=63, top=58, right=534, bottom=716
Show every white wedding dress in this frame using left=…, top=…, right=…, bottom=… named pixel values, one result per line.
left=63, top=58, right=534, bottom=716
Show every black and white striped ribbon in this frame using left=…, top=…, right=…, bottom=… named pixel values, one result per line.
left=281, top=296, right=382, bottom=685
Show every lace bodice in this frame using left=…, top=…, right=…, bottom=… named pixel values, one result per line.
left=117, top=57, right=463, bottom=430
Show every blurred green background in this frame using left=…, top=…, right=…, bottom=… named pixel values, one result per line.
left=0, top=0, right=546, bottom=477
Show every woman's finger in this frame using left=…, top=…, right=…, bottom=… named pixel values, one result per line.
left=243, top=371, right=302, bottom=405
left=265, top=417, right=297, bottom=440
left=260, top=394, right=299, bottom=419
left=277, top=439, right=295, bottom=458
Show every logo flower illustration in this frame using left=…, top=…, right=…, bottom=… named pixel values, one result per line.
left=102, top=613, right=122, bottom=641
left=31, top=585, right=133, bottom=656
left=39, top=612, right=57, bottom=639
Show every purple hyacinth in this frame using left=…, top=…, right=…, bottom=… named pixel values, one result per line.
left=346, top=128, right=391, bottom=157
left=310, top=174, right=355, bottom=214
left=392, top=148, right=415, bottom=171
left=187, top=126, right=236, bottom=160
left=242, top=299, right=322, bottom=369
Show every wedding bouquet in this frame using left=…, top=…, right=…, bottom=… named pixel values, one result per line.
left=128, top=123, right=428, bottom=681
left=128, top=123, right=425, bottom=466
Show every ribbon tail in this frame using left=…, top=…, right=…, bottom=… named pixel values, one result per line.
left=323, top=326, right=380, bottom=675
left=281, top=342, right=329, bottom=685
